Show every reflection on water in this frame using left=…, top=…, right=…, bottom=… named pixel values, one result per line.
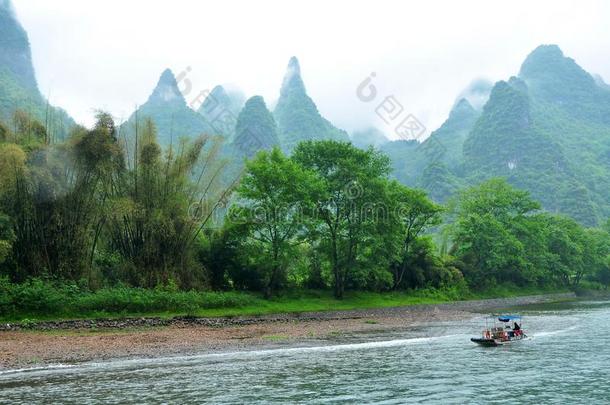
left=1, top=301, right=609, bottom=404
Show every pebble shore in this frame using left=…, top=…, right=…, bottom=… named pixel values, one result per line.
left=0, top=293, right=573, bottom=370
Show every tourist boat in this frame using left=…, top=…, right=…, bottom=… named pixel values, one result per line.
left=471, top=315, right=527, bottom=346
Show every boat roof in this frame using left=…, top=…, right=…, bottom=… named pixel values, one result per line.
left=498, top=315, right=521, bottom=322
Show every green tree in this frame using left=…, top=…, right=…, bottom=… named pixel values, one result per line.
left=292, top=140, right=390, bottom=298
left=448, top=178, right=540, bottom=287
left=0, top=213, right=14, bottom=265
left=386, top=181, right=443, bottom=289
left=0, top=120, right=8, bottom=142
left=0, top=112, right=122, bottom=281
left=198, top=224, right=247, bottom=291
left=232, top=147, right=322, bottom=297
left=585, top=227, right=610, bottom=287
left=12, top=109, right=47, bottom=144
left=534, top=214, right=610, bottom=287
left=106, top=118, right=233, bottom=288
left=598, top=256, right=610, bottom=289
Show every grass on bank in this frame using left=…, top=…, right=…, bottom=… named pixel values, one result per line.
left=0, top=277, right=571, bottom=324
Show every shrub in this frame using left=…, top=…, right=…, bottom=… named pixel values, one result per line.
left=0, top=278, right=258, bottom=320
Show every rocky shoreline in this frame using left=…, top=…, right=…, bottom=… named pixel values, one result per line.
left=0, top=293, right=574, bottom=370
left=0, top=292, right=574, bottom=332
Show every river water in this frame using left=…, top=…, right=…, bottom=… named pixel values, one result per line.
left=1, top=300, right=608, bottom=404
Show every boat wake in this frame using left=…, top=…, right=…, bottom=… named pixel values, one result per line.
left=0, top=363, right=76, bottom=376
left=0, top=334, right=464, bottom=377
left=228, top=333, right=465, bottom=357
left=532, top=325, right=578, bottom=338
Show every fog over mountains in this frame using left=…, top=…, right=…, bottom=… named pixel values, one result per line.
left=1, top=0, right=610, bottom=225
left=0, top=0, right=73, bottom=139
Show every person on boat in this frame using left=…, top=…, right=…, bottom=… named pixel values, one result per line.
left=513, top=322, right=521, bottom=336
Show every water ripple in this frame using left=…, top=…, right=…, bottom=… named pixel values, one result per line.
left=1, top=300, right=608, bottom=404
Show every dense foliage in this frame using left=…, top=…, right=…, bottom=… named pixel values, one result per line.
left=447, top=178, right=610, bottom=289
left=2, top=111, right=608, bottom=318
left=1, top=8, right=610, bottom=316
left=0, top=112, right=232, bottom=292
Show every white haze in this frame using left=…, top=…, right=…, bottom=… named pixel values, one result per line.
left=13, top=0, right=610, bottom=139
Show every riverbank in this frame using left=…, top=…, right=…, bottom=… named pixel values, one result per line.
left=0, top=293, right=574, bottom=370
left=0, top=280, right=569, bottom=323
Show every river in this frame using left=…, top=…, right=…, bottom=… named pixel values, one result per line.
left=1, top=300, right=608, bottom=404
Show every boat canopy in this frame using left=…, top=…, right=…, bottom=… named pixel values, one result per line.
left=498, top=315, right=521, bottom=322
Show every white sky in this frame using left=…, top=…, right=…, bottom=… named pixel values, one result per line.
left=13, top=0, right=610, bottom=137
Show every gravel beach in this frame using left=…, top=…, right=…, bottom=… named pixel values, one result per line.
left=0, top=293, right=573, bottom=370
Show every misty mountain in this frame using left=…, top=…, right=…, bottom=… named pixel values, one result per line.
left=462, top=77, right=597, bottom=225
left=421, top=97, right=480, bottom=173
left=197, top=85, right=245, bottom=141
left=516, top=45, right=610, bottom=224
left=594, top=74, right=610, bottom=91
left=273, top=57, right=349, bottom=151
left=0, top=0, right=35, bottom=91
left=232, top=95, right=280, bottom=158
left=454, top=78, right=493, bottom=110
left=382, top=96, right=480, bottom=200
left=122, top=69, right=214, bottom=146
left=2, top=5, right=608, bottom=227
left=0, top=0, right=74, bottom=139
left=519, top=44, right=610, bottom=125
left=397, top=44, right=610, bottom=225
left=351, top=127, right=389, bottom=149
left=381, top=138, right=420, bottom=183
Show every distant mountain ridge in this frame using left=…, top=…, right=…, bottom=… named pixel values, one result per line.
left=0, top=0, right=74, bottom=139
left=233, top=95, right=279, bottom=158
left=351, top=127, right=389, bottom=149
left=382, top=96, right=480, bottom=197
left=0, top=0, right=36, bottom=91
left=121, top=57, right=350, bottom=156
left=1, top=6, right=608, bottom=226
left=122, top=69, right=214, bottom=146
left=273, top=56, right=349, bottom=151
left=386, top=44, right=610, bottom=225
left=197, top=85, right=245, bottom=141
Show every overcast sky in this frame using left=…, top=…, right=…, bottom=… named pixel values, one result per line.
left=13, top=0, right=610, bottom=138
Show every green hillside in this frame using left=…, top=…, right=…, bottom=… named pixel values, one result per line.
left=197, top=85, right=244, bottom=141
left=384, top=45, right=610, bottom=225
left=233, top=95, right=280, bottom=158
left=122, top=69, right=214, bottom=147
left=0, top=0, right=74, bottom=140
left=273, top=57, right=349, bottom=151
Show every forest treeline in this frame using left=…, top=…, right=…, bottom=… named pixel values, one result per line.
left=1, top=111, right=609, bottom=312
